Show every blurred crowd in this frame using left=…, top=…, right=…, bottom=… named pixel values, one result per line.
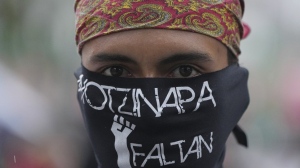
left=1, top=0, right=300, bottom=167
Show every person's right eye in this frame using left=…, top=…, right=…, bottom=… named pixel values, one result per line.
left=101, top=66, right=132, bottom=77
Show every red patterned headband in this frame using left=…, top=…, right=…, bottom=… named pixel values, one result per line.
left=75, top=0, right=250, bottom=56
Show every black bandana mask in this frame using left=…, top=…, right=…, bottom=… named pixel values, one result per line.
left=75, top=64, right=250, bottom=168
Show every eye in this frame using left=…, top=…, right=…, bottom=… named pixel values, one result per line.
left=101, top=66, right=132, bottom=77
left=170, top=65, right=201, bottom=78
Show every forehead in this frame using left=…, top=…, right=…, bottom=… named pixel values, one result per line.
left=82, top=29, right=227, bottom=59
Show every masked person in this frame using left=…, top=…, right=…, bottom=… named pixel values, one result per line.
left=74, top=0, right=251, bottom=167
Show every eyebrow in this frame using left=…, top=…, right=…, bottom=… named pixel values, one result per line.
left=90, top=52, right=212, bottom=65
left=90, top=53, right=138, bottom=64
left=158, top=52, right=212, bottom=65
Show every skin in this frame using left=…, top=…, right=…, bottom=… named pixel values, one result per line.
left=81, top=29, right=228, bottom=78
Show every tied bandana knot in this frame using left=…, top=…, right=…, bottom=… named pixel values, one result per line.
left=75, top=64, right=250, bottom=168
left=74, top=0, right=250, bottom=56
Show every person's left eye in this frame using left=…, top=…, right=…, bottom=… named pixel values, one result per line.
left=169, top=65, right=201, bottom=78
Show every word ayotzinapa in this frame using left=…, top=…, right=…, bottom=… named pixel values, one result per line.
left=78, top=76, right=216, bottom=117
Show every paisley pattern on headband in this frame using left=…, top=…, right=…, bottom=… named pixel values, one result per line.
left=75, top=0, right=103, bottom=26
left=165, top=0, right=201, bottom=13
left=201, top=0, right=223, bottom=5
left=186, top=13, right=224, bottom=37
left=119, top=4, right=172, bottom=28
left=80, top=16, right=107, bottom=41
left=75, top=0, right=247, bottom=56
left=100, top=0, right=143, bottom=16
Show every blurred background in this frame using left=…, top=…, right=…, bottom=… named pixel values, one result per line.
left=0, top=0, right=299, bottom=167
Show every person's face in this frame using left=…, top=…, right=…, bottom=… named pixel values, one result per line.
left=81, top=29, right=228, bottom=78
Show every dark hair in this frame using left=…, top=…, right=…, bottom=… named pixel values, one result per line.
left=227, top=49, right=238, bottom=65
